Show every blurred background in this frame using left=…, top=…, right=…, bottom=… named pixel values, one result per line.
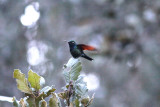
left=0, top=0, right=160, bottom=107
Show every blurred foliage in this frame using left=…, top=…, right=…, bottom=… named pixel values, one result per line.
left=13, top=69, right=57, bottom=107
left=58, top=58, right=94, bottom=107
left=12, top=59, right=94, bottom=107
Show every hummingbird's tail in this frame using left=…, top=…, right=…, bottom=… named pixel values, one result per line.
left=81, top=54, right=93, bottom=61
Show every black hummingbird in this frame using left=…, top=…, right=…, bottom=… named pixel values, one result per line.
left=68, top=40, right=96, bottom=61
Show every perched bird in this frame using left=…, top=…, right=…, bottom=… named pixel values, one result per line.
left=68, top=40, right=96, bottom=61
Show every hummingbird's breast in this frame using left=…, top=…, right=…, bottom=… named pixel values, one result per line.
left=70, top=48, right=82, bottom=58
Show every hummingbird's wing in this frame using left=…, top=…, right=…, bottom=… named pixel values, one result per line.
left=77, top=44, right=96, bottom=51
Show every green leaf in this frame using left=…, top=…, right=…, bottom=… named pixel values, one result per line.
left=37, top=86, right=56, bottom=100
left=26, top=95, right=36, bottom=107
left=75, top=76, right=87, bottom=85
left=28, top=70, right=41, bottom=90
left=49, top=93, right=60, bottom=107
left=19, top=98, right=27, bottom=107
left=81, top=97, right=90, bottom=106
left=81, top=94, right=95, bottom=107
left=75, top=76, right=88, bottom=98
left=12, top=97, right=20, bottom=107
left=39, top=99, right=47, bottom=107
left=63, top=71, right=70, bottom=83
left=63, top=61, right=82, bottom=83
left=87, top=93, right=95, bottom=106
left=57, top=92, right=67, bottom=100
left=74, top=99, right=80, bottom=107
left=76, top=83, right=88, bottom=97
left=13, top=69, right=32, bottom=94
left=40, top=86, right=56, bottom=95
left=70, top=62, right=82, bottom=81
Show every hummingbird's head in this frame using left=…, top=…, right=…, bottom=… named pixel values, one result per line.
left=68, top=40, right=76, bottom=48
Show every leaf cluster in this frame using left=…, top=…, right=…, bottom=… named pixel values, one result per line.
left=58, top=58, right=94, bottom=107
left=13, top=58, right=94, bottom=107
left=13, top=69, right=58, bottom=107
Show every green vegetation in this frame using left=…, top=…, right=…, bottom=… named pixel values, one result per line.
left=13, top=59, right=94, bottom=107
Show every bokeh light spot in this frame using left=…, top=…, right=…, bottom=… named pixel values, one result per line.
left=83, top=73, right=100, bottom=90
left=27, top=46, right=41, bottom=66
left=20, top=2, right=40, bottom=27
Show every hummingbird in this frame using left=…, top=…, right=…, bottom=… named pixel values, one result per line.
left=68, top=40, right=96, bottom=61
